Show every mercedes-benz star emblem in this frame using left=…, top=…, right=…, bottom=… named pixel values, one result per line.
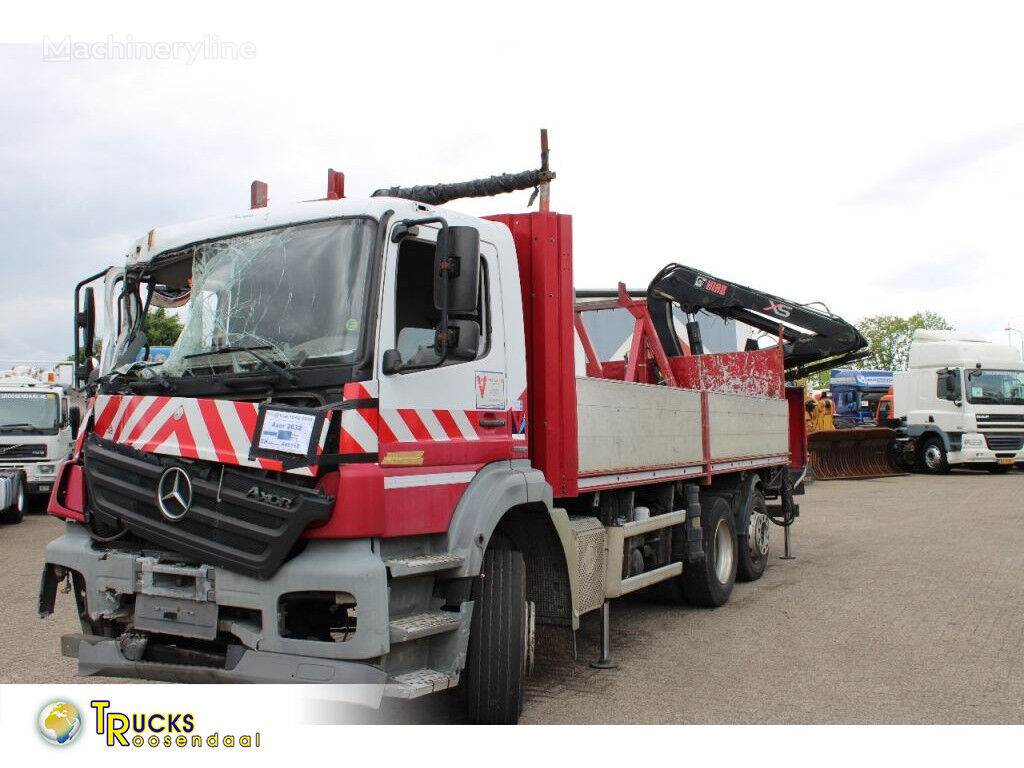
left=156, top=466, right=193, bottom=521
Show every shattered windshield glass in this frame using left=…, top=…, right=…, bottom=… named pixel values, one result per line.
left=160, top=218, right=377, bottom=377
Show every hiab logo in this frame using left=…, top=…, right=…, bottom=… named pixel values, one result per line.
left=90, top=701, right=261, bottom=749
left=694, top=275, right=728, bottom=296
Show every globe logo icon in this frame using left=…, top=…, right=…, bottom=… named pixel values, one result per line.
left=38, top=701, right=82, bottom=745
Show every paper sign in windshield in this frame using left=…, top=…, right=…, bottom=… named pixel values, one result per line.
left=258, top=409, right=317, bottom=455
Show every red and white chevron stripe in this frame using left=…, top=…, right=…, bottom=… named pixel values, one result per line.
left=339, top=382, right=379, bottom=454
left=92, top=395, right=329, bottom=476
left=378, top=406, right=483, bottom=444
left=338, top=381, right=505, bottom=453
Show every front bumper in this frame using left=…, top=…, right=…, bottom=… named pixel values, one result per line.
left=62, top=634, right=387, bottom=687
left=41, top=523, right=391, bottom=681
left=0, top=462, right=57, bottom=495
left=949, top=434, right=1024, bottom=466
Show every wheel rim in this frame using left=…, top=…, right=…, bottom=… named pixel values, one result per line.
left=924, top=443, right=943, bottom=470
left=714, top=518, right=735, bottom=584
left=748, top=511, right=770, bottom=557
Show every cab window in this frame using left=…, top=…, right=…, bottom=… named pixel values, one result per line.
left=393, top=239, right=489, bottom=367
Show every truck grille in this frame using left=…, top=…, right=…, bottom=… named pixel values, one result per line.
left=0, top=443, right=46, bottom=459
left=983, top=434, right=1024, bottom=451
left=975, top=414, right=1024, bottom=424
left=83, top=436, right=333, bottom=579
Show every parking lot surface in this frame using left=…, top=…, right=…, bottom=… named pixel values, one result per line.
left=2, top=472, right=1022, bottom=723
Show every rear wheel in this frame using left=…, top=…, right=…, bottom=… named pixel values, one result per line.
left=917, top=436, right=950, bottom=475
left=465, top=548, right=529, bottom=724
left=680, top=496, right=737, bottom=607
left=0, top=475, right=25, bottom=524
left=736, top=490, right=769, bottom=582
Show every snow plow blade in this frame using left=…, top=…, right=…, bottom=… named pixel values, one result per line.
left=807, top=428, right=906, bottom=480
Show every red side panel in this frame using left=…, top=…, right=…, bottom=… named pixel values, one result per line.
left=669, top=348, right=785, bottom=398
left=486, top=212, right=578, bottom=497
left=48, top=461, right=86, bottom=522
left=786, top=386, right=809, bottom=469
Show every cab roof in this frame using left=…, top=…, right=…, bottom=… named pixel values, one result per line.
left=124, top=196, right=462, bottom=267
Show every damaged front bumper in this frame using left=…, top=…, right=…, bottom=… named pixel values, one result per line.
left=40, top=523, right=390, bottom=686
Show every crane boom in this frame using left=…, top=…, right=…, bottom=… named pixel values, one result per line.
left=646, top=263, right=869, bottom=379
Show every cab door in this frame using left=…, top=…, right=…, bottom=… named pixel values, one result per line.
left=375, top=222, right=512, bottom=534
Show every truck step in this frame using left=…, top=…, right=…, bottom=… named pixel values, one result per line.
left=389, top=610, right=463, bottom=643
left=619, top=561, right=683, bottom=596
left=384, top=668, right=457, bottom=699
left=384, top=552, right=464, bottom=578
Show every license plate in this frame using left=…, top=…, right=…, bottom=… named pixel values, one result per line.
left=999, top=458, right=1015, bottom=465
left=134, top=594, right=218, bottom=640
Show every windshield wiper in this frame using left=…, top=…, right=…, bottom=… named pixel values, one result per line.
left=119, top=363, right=176, bottom=393
left=0, top=423, right=44, bottom=433
left=188, top=345, right=298, bottom=387
left=184, top=344, right=275, bottom=360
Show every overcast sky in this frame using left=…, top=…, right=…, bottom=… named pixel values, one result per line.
left=4, top=2, right=1024, bottom=365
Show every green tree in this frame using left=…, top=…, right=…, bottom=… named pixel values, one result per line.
left=855, top=311, right=954, bottom=371
left=68, top=339, right=102, bottom=364
left=143, top=307, right=184, bottom=346
left=807, top=369, right=831, bottom=391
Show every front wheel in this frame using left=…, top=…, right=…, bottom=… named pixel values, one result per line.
left=917, top=436, right=950, bottom=475
left=0, top=475, right=25, bottom=524
left=465, top=548, right=529, bottom=724
left=736, top=490, right=769, bottom=582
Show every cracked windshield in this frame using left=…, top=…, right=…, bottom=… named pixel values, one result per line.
left=159, top=218, right=376, bottom=377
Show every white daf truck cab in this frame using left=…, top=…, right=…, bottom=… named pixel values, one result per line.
left=0, top=367, right=80, bottom=523
left=893, top=329, right=1024, bottom=473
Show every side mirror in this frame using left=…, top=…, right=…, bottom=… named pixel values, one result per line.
left=434, top=226, right=480, bottom=313
left=436, top=319, right=480, bottom=362
left=69, top=406, right=82, bottom=440
left=382, top=349, right=403, bottom=376
left=76, top=286, right=97, bottom=387
left=937, top=368, right=961, bottom=401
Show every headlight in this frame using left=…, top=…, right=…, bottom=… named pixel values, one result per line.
left=37, top=464, right=56, bottom=474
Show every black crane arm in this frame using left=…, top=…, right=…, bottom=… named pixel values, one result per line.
left=646, top=263, right=869, bottom=379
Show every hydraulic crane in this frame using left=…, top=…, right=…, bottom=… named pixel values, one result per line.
left=646, top=263, right=870, bottom=379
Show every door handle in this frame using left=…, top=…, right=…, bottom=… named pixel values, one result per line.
left=478, top=416, right=507, bottom=428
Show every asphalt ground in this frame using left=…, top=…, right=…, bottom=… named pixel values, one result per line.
left=2, top=471, right=1022, bottom=723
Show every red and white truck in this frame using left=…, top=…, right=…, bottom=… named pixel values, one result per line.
left=40, top=140, right=859, bottom=722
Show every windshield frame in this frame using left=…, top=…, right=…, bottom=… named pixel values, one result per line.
left=965, top=367, right=1024, bottom=406
left=103, top=213, right=390, bottom=397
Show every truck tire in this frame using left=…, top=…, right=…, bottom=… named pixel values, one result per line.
left=0, top=475, right=25, bottom=525
left=680, top=496, right=737, bottom=607
left=465, top=548, right=528, bottom=724
left=917, top=435, right=950, bottom=475
left=736, top=490, right=769, bottom=582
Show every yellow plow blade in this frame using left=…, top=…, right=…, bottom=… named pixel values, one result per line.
left=807, top=427, right=906, bottom=480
